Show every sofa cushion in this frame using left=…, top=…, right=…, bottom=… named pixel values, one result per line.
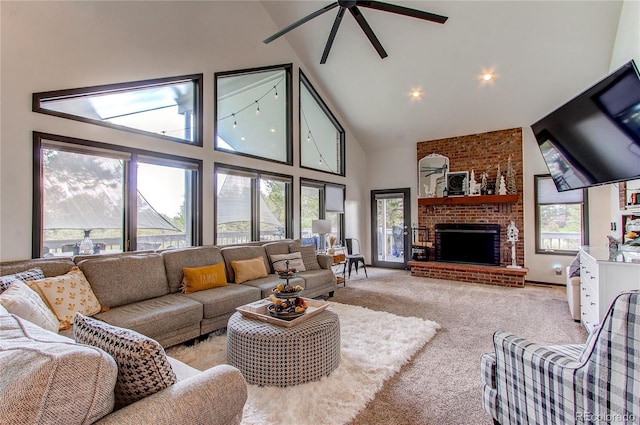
left=162, top=246, right=225, bottom=293
left=181, top=263, right=228, bottom=294
left=240, top=274, right=305, bottom=299
left=74, top=313, right=177, bottom=409
left=221, top=246, right=270, bottom=284
left=297, top=269, right=335, bottom=291
left=78, top=254, right=170, bottom=308
left=0, top=267, right=45, bottom=293
left=0, top=280, right=59, bottom=333
left=93, top=293, right=203, bottom=341
left=290, top=244, right=321, bottom=270
left=0, top=258, right=75, bottom=279
left=0, top=313, right=117, bottom=424
left=231, top=257, right=269, bottom=284
left=28, top=266, right=102, bottom=331
left=184, top=284, right=262, bottom=319
left=270, top=252, right=307, bottom=273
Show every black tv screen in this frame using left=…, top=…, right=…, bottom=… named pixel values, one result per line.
left=531, top=60, right=640, bottom=191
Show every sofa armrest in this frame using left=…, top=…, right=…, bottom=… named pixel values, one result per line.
left=317, top=254, right=332, bottom=269
left=94, top=364, right=247, bottom=425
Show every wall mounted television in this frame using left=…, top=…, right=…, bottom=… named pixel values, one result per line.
left=531, top=59, right=640, bottom=192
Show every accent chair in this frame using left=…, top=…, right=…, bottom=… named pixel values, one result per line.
left=481, top=290, right=640, bottom=425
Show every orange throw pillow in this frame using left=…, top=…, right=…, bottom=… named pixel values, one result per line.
left=231, top=257, right=268, bottom=284
left=181, top=263, right=227, bottom=294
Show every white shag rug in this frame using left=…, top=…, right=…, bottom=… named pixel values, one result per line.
left=167, top=302, right=440, bottom=425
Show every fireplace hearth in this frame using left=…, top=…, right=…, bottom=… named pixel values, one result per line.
left=435, top=223, right=501, bottom=266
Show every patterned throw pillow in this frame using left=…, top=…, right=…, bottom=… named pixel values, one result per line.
left=231, top=257, right=269, bottom=284
left=0, top=280, right=59, bottom=333
left=270, top=252, right=307, bottom=273
left=27, top=266, right=101, bottom=331
left=0, top=267, right=45, bottom=293
left=290, top=244, right=321, bottom=271
left=181, top=263, right=228, bottom=294
left=73, top=313, right=177, bottom=409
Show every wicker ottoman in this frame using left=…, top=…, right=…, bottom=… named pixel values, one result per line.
left=226, top=309, right=341, bottom=387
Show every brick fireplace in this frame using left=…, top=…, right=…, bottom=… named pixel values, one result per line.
left=410, top=128, right=527, bottom=287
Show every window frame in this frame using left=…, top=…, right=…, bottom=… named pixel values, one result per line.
left=299, top=70, right=345, bottom=176
left=214, top=163, right=293, bottom=245
left=214, top=64, right=293, bottom=165
left=32, top=132, right=202, bottom=258
left=300, top=178, right=345, bottom=243
left=534, top=174, right=589, bottom=255
left=32, top=74, right=204, bottom=146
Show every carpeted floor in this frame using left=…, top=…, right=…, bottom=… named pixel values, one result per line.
left=330, top=267, right=587, bottom=425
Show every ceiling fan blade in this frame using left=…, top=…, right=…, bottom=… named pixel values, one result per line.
left=357, top=1, right=448, bottom=24
left=263, top=2, right=339, bottom=44
left=349, top=6, right=388, bottom=59
left=320, top=7, right=347, bottom=64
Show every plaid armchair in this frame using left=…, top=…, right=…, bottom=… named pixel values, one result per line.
left=481, top=290, right=640, bottom=425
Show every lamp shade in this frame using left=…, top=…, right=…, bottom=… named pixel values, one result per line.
left=311, top=219, right=332, bottom=234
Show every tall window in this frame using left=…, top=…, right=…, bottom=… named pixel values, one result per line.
left=215, top=165, right=292, bottom=245
left=33, top=75, right=203, bottom=145
left=299, top=71, right=345, bottom=176
left=535, top=174, right=588, bottom=254
left=300, top=179, right=345, bottom=246
left=33, top=133, right=201, bottom=258
left=215, top=64, right=292, bottom=163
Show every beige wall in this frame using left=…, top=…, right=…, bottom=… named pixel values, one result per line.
left=0, top=1, right=368, bottom=261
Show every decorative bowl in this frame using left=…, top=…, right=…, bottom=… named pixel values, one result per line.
left=267, top=304, right=306, bottom=320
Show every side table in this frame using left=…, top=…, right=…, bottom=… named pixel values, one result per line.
left=331, top=253, right=346, bottom=286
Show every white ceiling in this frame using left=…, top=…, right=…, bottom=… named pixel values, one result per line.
left=259, top=1, right=623, bottom=151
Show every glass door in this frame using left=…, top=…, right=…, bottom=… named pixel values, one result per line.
left=371, top=188, right=411, bottom=269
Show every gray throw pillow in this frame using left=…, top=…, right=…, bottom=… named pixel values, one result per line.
left=73, top=313, right=177, bottom=409
left=290, top=244, right=321, bottom=271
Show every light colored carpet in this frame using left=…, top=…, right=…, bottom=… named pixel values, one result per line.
left=330, top=267, right=588, bottom=425
left=167, top=300, right=440, bottom=425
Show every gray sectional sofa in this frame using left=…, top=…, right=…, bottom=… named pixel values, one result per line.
left=0, top=239, right=336, bottom=424
left=0, top=239, right=337, bottom=346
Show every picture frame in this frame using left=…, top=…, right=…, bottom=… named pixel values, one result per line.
left=446, top=171, right=468, bottom=196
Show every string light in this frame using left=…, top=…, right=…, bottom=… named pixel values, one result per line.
left=300, top=106, right=335, bottom=173
left=218, top=77, right=285, bottom=129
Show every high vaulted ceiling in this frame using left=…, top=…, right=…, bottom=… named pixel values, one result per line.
left=260, top=1, right=623, bottom=151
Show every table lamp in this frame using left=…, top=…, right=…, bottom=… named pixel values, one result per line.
left=311, top=219, right=332, bottom=252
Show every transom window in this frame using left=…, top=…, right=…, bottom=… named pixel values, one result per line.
left=299, top=71, right=345, bottom=176
left=215, top=64, right=292, bottom=164
left=215, top=165, right=292, bottom=245
left=535, top=174, right=588, bottom=254
left=33, top=75, right=203, bottom=145
left=33, top=133, right=201, bottom=258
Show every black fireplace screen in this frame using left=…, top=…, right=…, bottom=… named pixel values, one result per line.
left=435, top=223, right=500, bottom=266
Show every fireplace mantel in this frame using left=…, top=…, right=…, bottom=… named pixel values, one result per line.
left=418, top=194, right=517, bottom=206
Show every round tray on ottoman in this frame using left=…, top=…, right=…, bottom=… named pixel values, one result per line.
left=226, top=309, right=341, bottom=387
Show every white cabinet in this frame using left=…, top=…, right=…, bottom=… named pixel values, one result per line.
left=579, top=247, right=640, bottom=333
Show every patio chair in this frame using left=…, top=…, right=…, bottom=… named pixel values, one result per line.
left=481, top=290, right=640, bottom=425
left=345, top=238, right=367, bottom=279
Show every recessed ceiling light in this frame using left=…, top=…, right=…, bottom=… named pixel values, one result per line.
left=410, top=89, right=423, bottom=99
left=479, top=69, right=496, bottom=83
left=270, top=128, right=276, bottom=133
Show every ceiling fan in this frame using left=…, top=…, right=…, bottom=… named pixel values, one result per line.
left=263, top=0, right=448, bottom=64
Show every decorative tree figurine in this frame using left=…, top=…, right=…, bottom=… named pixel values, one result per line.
left=469, top=169, right=479, bottom=195
left=480, top=172, right=488, bottom=195
left=506, top=155, right=517, bottom=195
left=495, top=163, right=501, bottom=191
left=498, top=175, right=507, bottom=195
